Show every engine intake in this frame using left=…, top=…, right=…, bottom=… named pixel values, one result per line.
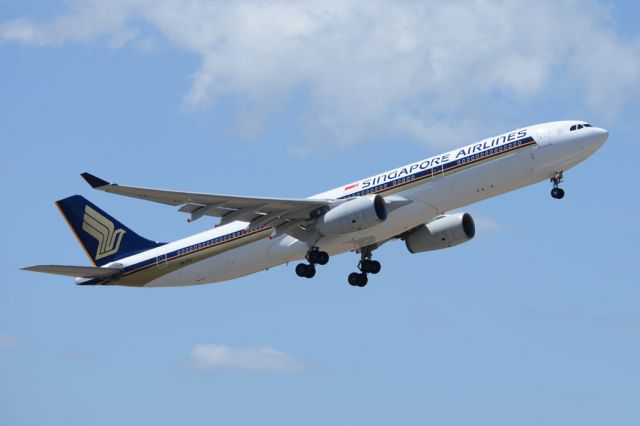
left=315, top=195, right=387, bottom=235
left=405, top=213, right=475, bottom=253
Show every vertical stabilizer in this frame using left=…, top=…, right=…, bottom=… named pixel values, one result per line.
left=56, top=195, right=163, bottom=266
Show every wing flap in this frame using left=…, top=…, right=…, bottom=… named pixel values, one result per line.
left=81, top=173, right=332, bottom=223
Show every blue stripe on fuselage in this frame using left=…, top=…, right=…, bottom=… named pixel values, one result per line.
left=80, top=135, right=536, bottom=285
left=79, top=225, right=271, bottom=285
left=343, top=136, right=536, bottom=198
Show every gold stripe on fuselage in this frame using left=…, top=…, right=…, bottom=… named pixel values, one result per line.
left=110, top=139, right=535, bottom=286
left=111, top=227, right=271, bottom=287
left=359, top=139, right=536, bottom=199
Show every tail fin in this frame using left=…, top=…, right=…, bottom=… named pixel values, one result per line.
left=56, top=195, right=163, bottom=266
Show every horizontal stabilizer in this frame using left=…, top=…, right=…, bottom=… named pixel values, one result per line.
left=22, top=265, right=123, bottom=278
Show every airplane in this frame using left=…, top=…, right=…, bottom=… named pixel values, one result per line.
left=23, top=120, right=608, bottom=288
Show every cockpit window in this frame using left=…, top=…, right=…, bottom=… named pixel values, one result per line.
left=570, top=123, right=592, bottom=131
left=570, top=122, right=594, bottom=131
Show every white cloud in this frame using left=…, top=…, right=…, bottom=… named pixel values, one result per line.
left=0, top=334, right=25, bottom=349
left=187, top=343, right=306, bottom=372
left=2, top=0, right=639, bottom=147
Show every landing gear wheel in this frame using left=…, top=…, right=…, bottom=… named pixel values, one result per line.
left=358, top=274, right=368, bottom=287
left=348, top=272, right=368, bottom=287
left=359, top=259, right=372, bottom=273
left=307, top=249, right=330, bottom=266
left=295, top=263, right=316, bottom=278
left=317, top=251, right=329, bottom=266
left=297, top=248, right=327, bottom=279
left=295, top=263, right=308, bottom=278
left=369, top=260, right=381, bottom=274
left=359, top=259, right=382, bottom=274
left=349, top=244, right=380, bottom=287
left=304, top=264, right=316, bottom=278
left=551, top=187, right=565, bottom=199
left=348, top=273, right=360, bottom=286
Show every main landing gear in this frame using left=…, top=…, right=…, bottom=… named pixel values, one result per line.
left=550, top=171, right=565, bottom=199
left=295, top=247, right=329, bottom=279
left=348, top=246, right=381, bottom=288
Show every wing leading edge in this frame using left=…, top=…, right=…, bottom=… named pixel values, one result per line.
left=80, top=172, right=337, bottom=240
left=80, top=173, right=413, bottom=243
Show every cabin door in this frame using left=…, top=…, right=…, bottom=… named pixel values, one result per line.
left=156, top=252, right=168, bottom=269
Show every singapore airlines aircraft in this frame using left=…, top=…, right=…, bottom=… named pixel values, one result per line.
left=24, top=121, right=607, bottom=287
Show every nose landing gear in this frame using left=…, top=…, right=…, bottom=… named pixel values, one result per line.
left=550, top=171, right=565, bottom=199
left=551, top=187, right=565, bottom=199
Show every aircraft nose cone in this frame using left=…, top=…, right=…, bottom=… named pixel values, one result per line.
left=593, top=127, right=609, bottom=147
left=581, top=126, right=608, bottom=155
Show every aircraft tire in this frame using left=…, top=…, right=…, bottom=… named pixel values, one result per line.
left=317, top=251, right=330, bottom=266
left=348, top=273, right=361, bottom=286
left=369, top=261, right=381, bottom=274
left=357, top=273, right=368, bottom=287
left=551, top=188, right=565, bottom=199
left=304, top=265, right=316, bottom=278
left=295, top=263, right=308, bottom=278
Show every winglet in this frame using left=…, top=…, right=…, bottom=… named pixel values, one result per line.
left=81, top=172, right=110, bottom=188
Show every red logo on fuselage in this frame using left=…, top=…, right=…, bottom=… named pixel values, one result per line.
left=344, top=183, right=359, bottom=191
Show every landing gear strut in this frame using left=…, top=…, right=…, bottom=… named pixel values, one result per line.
left=295, top=247, right=329, bottom=279
left=550, top=171, right=565, bottom=199
left=348, top=245, right=381, bottom=287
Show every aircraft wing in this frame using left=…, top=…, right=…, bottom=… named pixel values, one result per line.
left=81, top=173, right=336, bottom=235
left=22, top=265, right=123, bottom=278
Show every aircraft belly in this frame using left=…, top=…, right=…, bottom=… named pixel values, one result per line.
left=533, top=141, right=590, bottom=179
left=145, top=237, right=307, bottom=287
left=146, top=199, right=439, bottom=287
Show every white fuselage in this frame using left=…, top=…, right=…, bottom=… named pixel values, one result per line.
left=105, top=120, right=607, bottom=287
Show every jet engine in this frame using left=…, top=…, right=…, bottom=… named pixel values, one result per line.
left=405, top=213, right=475, bottom=253
left=315, top=195, right=387, bottom=235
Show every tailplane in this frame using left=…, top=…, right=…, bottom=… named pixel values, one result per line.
left=56, top=195, right=163, bottom=266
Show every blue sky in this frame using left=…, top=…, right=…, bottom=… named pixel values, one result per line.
left=1, top=1, right=640, bottom=425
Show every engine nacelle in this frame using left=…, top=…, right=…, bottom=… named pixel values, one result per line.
left=405, top=213, right=475, bottom=253
left=315, top=195, right=387, bottom=235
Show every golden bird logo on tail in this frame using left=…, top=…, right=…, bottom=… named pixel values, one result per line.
left=82, top=205, right=126, bottom=260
